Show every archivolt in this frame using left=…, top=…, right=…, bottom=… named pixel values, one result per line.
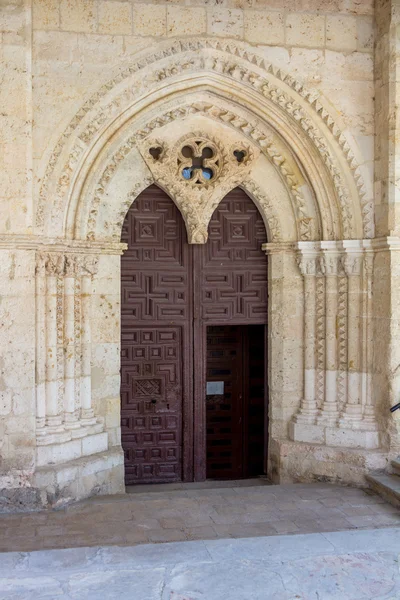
left=35, top=38, right=372, bottom=242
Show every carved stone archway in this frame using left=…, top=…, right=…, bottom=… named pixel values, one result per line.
left=30, top=39, right=384, bottom=506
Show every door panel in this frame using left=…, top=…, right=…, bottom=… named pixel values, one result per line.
left=121, top=186, right=192, bottom=484
left=206, top=326, right=243, bottom=479
left=198, top=189, right=268, bottom=322
left=206, top=325, right=266, bottom=480
left=121, top=326, right=183, bottom=483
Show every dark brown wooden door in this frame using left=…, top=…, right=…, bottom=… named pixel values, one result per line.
left=120, top=186, right=192, bottom=484
left=193, top=189, right=268, bottom=480
left=206, top=325, right=266, bottom=480
left=206, top=326, right=244, bottom=479
left=121, top=185, right=267, bottom=484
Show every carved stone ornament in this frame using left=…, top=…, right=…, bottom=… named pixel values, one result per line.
left=35, top=252, right=99, bottom=278
left=177, top=137, right=222, bottom=187
left=342, top=254, right=363, bottom=276
left=137, top=130, right=258, bottom=244
left=297, top=255, right=324, bottom=277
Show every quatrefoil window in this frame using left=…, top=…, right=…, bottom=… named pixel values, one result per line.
left=177, top=139, right=221, bottom=186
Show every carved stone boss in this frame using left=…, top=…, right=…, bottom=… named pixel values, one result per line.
left=35, top=252, right=99, bottom=442
left=294, top=243, right=377, bottom=443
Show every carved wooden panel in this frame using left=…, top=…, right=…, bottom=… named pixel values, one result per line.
left=121, top=186, right=190, bottom=484
left=121, top=326, right=183, bottom=483
left=198, top=188, right=268, bottom=322
left=121, top=186, right=190, bottom=321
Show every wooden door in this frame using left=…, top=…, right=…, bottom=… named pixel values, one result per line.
left=121, top=185, right=267, bottom=484
left=206, top=325, right=266, bottom=480
left=193, top=188, right=268, bottom=480
left=206, top=326, right=244, bottom=479
left=120, top=186, right=192, bottom=484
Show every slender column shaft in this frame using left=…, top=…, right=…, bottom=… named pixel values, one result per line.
left=318, top=253, right=340, bottom=424
left=304, top=275, right=317, bottom=406
left=64, top=264, right=79, bottom=428
left=362, top=253, right=376, bottom=425
left=45, top=271, right=62, bottom=429
left=35, top=256, right=46, bottom=433
left=341, top=253, right=363, bottom=423
left=292, top=252, right=320, bottom=424
left=80, top=256, right=98, bottom=424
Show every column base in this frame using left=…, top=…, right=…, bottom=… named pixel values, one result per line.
left=289, top=421, right=324, bottom=444
left=317, top=405, right=340, bottom=426
left=269, top=438, right=388, bottom=486
left=289, top=419, right=381, bottom=449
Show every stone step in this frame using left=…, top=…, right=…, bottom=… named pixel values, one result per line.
left=366, top=473, right=400, bottom=509
left=391, top=459, right=400, bottom=477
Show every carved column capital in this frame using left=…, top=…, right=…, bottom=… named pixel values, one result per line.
left=64, top=254, right=78, bottom=277
left=322, top=253, right=344, bottom=277
left=80, top=255, right=99, bottom=278
left=342, top=254, right=363, bottom=276
left=45, top=253, right=65, bottom=277
left=363, top=252, right=374, bottom=276
left=297, top=254, right=324, bottom=276
left=35, top=253, right=47, bottom=277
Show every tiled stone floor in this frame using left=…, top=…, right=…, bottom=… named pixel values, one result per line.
left=0, top=528, right=399, bottom=599
left=0, top=480, right=399, bottom=553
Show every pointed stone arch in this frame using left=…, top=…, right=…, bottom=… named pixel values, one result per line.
left=34, top=38, right=373, bottom=244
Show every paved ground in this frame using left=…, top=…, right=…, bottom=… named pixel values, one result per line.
left=0, top=481, right=399, bottom=553
left=0, top=527, right=399, bottom=599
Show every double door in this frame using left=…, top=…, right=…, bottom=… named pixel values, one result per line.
left=120, top=185, right=268, bottom=484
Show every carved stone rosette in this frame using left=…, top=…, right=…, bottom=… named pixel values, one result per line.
left=291, top=241, right=380, bottom=449
left=138, top=130, right=258, bottom=244
left=35, top=252, right=99, bottom=444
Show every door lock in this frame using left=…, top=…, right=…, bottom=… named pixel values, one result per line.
left=151, top=398, right=157, bottom=405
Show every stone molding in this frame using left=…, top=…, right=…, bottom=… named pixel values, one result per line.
left=34, top=38, right=370, bottom=243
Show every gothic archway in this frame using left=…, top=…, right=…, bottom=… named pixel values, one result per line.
left=31, top=39, right=381, bottom=500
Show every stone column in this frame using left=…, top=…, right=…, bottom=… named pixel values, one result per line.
left=35, top=254, right=47, bottom=434
left=289, top=245, right=324, bottom=443
left=45, top=254, right=64, bottom=431
left=63, top=255, right=80, bottom=429
left=317, top=246, right=341, bottom=425
left=80, top=256, right=98, bottom=425
left=293, top=251, right=319, bottom=422
left=340, top=249, right=363, bottom=424
left=361, top=250, right=378, bottom=429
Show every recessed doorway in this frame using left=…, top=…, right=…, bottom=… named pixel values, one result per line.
left=120, top=185, right=268, bottom=484
left=206, top=325, right=266, bottom=480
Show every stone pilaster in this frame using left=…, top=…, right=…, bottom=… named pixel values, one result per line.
left=290, top=241, right=380, bottom=449
left=289, top=247, right=320, bottom=439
